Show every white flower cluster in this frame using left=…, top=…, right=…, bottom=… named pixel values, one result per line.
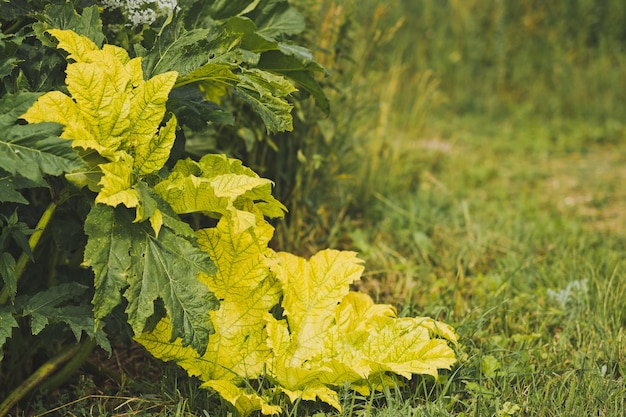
left=101, top=0, right=179, bottom=27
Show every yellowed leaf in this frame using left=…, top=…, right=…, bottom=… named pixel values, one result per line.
left=46, top=29, right=98, bottom=62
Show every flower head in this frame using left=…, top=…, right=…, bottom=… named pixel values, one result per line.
left=101, top=0, right=179, bottom=27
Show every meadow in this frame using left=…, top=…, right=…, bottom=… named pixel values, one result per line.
left=13, top=0, right=626, bottom=416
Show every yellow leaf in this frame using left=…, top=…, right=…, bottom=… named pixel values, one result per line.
left=335, top=291, right=397, bottom=334
left=125, top=58, right=145, bottom=90
left=196, top=216, right=275, bottom=299
left=139, top=215, right=280, bottom=384
left=210, top=174, right=272, bottom=199
left=360, top=318, right=457, bottom=379
left=412, top=316, right=459, bottom=345
left=20, top=90, right=103, bottom=155
left=134, top=114, right=177, bottom=175
left=148, top=208, right=164, bottom=237
left=196, top=216, right=280, bottom=380
left=46, top=29, right=98, bottom=62
left=264, top=314, right=290, bottom=358
left=128, top=71, right=178, bottom=149
left=203, top=380, right=281, bottom=417
left=102, top=44, right=131, bottom=64
left=65, top=60, right=130, bottom=155
left=95, top=153, right=139, bottom=208
left=272, top=250, right=364, bottom=365
left=134, top=318, right=205, bottom=377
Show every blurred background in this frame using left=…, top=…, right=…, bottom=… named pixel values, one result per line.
left=267, top=0, right=626, bottom=252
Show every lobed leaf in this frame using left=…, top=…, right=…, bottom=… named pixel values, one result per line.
left=0, top=121, right=84, bottom=183
left=234, top=68, right=296, bottom=133
left=138, top=192, right=457, bottom=414
left=273, top=250, right=364, bottom=366
left=155, top=154, right=286, bottom=225
left=21, top=29, right=179, bottom=232
left=15, top=282, right=111, bottom=354
left=246, top=0, right=306, bottom=39
left=204, top=379, right=282, bottom=417
left=0, top=253, right=17, bottom=301
left=139, top=18, right=210, bottom=78
left=84, top=204, right=218, bottom=354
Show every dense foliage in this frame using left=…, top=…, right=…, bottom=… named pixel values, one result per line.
left=0, top=1, right=456, bottom=415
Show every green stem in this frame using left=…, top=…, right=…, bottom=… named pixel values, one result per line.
left=0, top=342, right=82, bottom=417
left=38, top=338, right=98, bottom=393
left=0, top=189, right=68, bottom=305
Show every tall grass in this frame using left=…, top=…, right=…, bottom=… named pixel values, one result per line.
left=391, top=0, right=626, bottom=123
left=274, top=0, right=626, bottom=253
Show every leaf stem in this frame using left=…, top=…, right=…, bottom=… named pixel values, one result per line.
left=0, top=342, right=82, bottom=417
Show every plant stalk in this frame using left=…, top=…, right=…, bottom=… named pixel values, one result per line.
left=0, top=342, right=82, bottom=417
left=37, top=337, right=98, bottom=393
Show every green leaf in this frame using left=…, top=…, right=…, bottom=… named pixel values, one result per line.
left=0, top=121, right=85, bottom=182
left=139, top=17, right=210, bottom=78
left=258, top=46, right=329, bottom=114
left=0, top=170, right=44, bottom=204
left=0, top=211, right=33, bottom=299
left=0, top=306, right=18, bottom=361
left=34, top=4, right=105, bottom=47
left=234, top=68, right=296, bottom=133
left=19, top=282, right=89, bottom=335
left=175, top=62, right=237, bottom=103
left=84, top=204, right=218, bottom=354
left=84, top=204, right=137, bottom=321
left=0, top=93, right=84, bottom=183
left=247, top=0, right=306, bottom=39
left=222, top=16, right=278, bottom=53
left=16, top=283, right=112, bottom=354
left=0, top=253, right=16, bottom=300
left=0, top=31, right=24, bottom=81
left=198, top=0, right=257, bottom=21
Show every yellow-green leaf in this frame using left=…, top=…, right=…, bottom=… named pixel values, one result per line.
left=360, top=318, right=457, bottom=379
left=280, top=385, right=342, bottom=412
left=65, top=60, right=130, bottom=155
left=210, top=174, right=273, bottom=199
left=155, top=155, right=285, bottom=229
left=19, top=91, right=95, bottom=146
left=102, top=44, right=131, bottom=65
left=272, top=250, right=364, bottom=365
left=95, top=153, right=139, bottom=208
left=134, top=114, right=177, bottom=175
left=128, top=71, right=178, bottom=149
left=47, top=29, right=99, bottom=62
left=203, top=380, right=281, bottom=417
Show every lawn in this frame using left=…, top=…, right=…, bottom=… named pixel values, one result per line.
left=346, top=114, right=626, bottom=416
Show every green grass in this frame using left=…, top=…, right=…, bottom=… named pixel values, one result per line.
left=343, top=114, right=626, bottom=416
